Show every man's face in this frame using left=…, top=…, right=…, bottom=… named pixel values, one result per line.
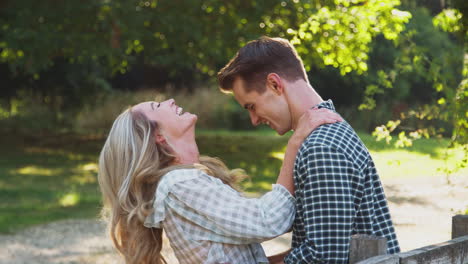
left=232, top=77, right=292, bottom=135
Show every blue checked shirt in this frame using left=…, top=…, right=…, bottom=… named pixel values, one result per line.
left=144, top=169, right=296, bottom=264
left=285, top=100, right=400, bottom=264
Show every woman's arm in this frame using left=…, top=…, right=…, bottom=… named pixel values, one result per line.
left=163, top=170, right=297, bottom=243
left=276, top=108, right=342, bottom=194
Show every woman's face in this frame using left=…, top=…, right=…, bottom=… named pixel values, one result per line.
left=133, top=99, right=197, bottom=141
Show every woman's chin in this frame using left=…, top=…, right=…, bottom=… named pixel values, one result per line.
left=190, top=114, right=198, bottom=123
left=188, top=114, right=198, bottom=128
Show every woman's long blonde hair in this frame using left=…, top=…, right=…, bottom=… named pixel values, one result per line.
left=98, top=107, right=246, bottom=264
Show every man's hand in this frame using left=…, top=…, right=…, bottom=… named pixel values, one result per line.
left=267, top=249, right=291, bottom=264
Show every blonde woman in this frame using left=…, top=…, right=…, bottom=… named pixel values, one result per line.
left=98, top=98, right=342, bottom=264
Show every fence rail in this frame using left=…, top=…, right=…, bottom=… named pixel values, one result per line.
left=350, top=215, right=468, bottom=264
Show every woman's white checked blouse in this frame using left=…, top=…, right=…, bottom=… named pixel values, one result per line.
left=144, top=169, right=296, bottom=264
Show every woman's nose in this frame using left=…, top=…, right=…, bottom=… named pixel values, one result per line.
left=164, top=98, right=175, bottom=106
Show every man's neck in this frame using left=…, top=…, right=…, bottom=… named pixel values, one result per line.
left=285, top=80, right=323, bottom=131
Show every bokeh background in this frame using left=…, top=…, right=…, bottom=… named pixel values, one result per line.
left=0, top=0, right=467, bottom=263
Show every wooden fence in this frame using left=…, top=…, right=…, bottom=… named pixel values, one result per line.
left=350, top=215, right=468, bottom=264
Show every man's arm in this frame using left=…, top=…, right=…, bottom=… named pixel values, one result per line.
left=285, top=144, right=359, bottom=264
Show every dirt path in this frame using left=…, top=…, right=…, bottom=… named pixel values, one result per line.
left=1, top=174, right=466, bottom=264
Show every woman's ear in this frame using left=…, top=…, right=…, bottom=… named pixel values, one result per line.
left=155, top=133, right=166, bottom=144
left=266, top=73, right=284, bottom=95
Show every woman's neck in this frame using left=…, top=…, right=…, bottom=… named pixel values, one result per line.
left=168, top=135, right=200, bottom=165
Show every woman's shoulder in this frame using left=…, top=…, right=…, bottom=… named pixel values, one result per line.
left=144, top=169, right=203, bottom=228
left=161, top=168, right=203, bottom=182
left=156, top=168, right=214, bottom=195
left=159, top=168, right=225, bottom=188
left=144, top=168, right=224, bottom=228
left=162, top=167, right=218, bottom=186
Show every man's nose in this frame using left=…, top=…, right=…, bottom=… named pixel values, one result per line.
left=249, top=112, right=260, bottom=126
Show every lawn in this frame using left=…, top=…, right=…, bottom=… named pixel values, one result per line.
left=0, top=130, right=466, bottom=233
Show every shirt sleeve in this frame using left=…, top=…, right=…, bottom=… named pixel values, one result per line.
left=165, top=170, right=296, bottom=244
left=285, top=145, right=358, bottom=264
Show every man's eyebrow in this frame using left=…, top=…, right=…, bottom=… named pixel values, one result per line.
left=151, top=102, right=154, bottom=110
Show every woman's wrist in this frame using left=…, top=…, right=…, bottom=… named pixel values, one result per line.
left=287, top=135, right=303, bottom=149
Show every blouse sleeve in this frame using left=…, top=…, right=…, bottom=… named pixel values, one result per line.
left=145, top=169, right=295, bottom=245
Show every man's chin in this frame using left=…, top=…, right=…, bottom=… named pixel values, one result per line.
left=267, top=124, right=289, bottom=135
left=274, top=125, right=294, bottom=136
left=276, top=129, right=288, bottom=136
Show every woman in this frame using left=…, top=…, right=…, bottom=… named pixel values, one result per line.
left=98, top=99, right=342, bottom=264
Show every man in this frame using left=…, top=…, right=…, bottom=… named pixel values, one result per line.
left=217, top=36, right=400, bottom=263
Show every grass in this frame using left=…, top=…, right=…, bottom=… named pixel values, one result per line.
left=358, top=133, right=467, bottom=179
left=0, top=130, right=466, bottom=233
left=0, top=134, right=104, bottom=233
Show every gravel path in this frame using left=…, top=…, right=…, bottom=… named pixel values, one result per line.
left=1, top=174, right=466, bottom=264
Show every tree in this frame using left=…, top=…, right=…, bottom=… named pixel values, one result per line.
left=369, top=3, right=467, bottom=178
left=0, top=0, right=412, bottom=111
left=1, top=0, right=464, bottom=160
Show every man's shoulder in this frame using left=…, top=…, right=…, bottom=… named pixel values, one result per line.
left=303, top=121, right=357, bottom=148
left=298, top=121, right=369, bottom=160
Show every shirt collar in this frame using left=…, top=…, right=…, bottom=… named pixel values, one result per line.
left=315, top=99, right=335, bottom=111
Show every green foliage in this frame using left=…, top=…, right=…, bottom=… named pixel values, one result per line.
left=0, top=90, right=66, bottom=134
left=290, top=0, right=411, bottom=75
left=0, top=0, right=465, bottom=172
left=433, top=9, right=464, bottom=33
left=0, top=0, right=419, bottom=132
left=1, top=0, right=412, bottom=77
left=361, top=7, right=465, bottom=154
left=1, top=0, right=261, bottom=76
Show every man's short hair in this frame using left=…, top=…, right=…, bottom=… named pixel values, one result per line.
left=217, top=36, right=308, bottom=94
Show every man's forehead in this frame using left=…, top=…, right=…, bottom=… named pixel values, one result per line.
left=232, top=88, right=253, bottom=109
left=232, top=77, right=246, bottom=92
left=232, top=78, right=260, bottom=100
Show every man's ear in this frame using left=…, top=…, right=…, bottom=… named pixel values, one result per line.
left=266, top=73, right=284, bottom=95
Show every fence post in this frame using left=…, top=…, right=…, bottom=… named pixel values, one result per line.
left=452, top=214, right=468, bottom=239
left=349, top=234, right=387, bottom=264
